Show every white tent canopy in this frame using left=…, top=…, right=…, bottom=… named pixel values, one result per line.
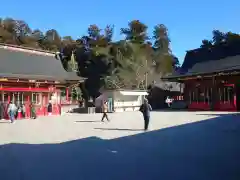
left=95, top=94, right=107, bottom=107
left=119, top=91, right=148, bottom=96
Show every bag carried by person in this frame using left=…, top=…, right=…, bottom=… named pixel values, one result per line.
left=139, top=104, right=144, bottom=113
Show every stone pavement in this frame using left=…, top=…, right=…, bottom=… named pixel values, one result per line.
left=0, top=111, right=239, bottom=180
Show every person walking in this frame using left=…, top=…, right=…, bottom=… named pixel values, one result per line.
left=139, top=98, right=152, bottom=131
left=7, top=101, right=17, bottom=123
left=101, top=101, right=110, bottom=122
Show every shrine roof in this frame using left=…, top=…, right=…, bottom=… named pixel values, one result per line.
left=163, top=41, right=240, bottom=81
left=0, top=45, right=83, bottom=82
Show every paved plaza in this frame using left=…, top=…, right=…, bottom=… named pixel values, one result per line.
left=0, top=111, right=239, bottom=180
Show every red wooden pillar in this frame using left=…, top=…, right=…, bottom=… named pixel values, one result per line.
left=56, top=91, right=61, bottom=115
left=27, top=95, right=30, bottom=104
left=66, top=87, right=69, bottom=102
left=27, top=95, right=30, bottom=118
left=8, top=94, right=10, bottom=103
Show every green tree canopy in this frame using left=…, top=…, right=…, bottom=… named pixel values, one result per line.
left=0, top=17, right=180, bottom=103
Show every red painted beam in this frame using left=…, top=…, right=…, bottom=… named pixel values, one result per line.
left=0, top=87, right=60, bottom=92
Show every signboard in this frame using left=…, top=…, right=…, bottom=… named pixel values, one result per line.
left=0, top=78, right=8, bottom=81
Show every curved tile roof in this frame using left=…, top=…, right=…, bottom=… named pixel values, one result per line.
left=0, top=46, right=81, bottom=82
left=163, top=41, right=240, bottom=80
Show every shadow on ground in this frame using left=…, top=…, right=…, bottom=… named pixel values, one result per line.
left=95, top=127, right=143, bottom=131
left=75, top=121, right=100, bottom=123
left=197, top=113, right=240, bottom=116
left=0, top=114, right=240, bottom=180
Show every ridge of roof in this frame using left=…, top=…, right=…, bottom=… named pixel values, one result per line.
left=0, top=43, right=57, bottom=57
left=181, top=41, right=240, bottom=72
left=0, top=47, right=81, bottom=82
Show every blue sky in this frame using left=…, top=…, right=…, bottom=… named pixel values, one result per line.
left=0, top=0, right=239, bottom=63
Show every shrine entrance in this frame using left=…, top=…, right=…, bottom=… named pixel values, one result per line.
left=0, top=88, right=61, bottom=119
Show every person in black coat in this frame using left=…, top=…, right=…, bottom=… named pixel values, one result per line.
left=139, top=99, right=152, bottom=131
left=47, top=102, right=53, bottom=115
left=0, top=102, right=4, bottom=120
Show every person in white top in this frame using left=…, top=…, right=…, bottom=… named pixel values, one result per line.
left=165, top=96, right=173, bottom=108
left=8, top=101, right=17, bottom=123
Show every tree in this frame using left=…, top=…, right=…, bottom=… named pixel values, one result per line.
left=62, top=36, right=74, bottom=46
left=67, top=51, right=78, bottom=72
left=106, top=41, right=153, bottom=89
left=153, top=24, right=170, bottom=52
left=0, top=16, right=180, bottom=102
left=44, top=29, right=62, bottom=50
left=200, top=30, right=240, bottom=48
left=152, top=24, right=174, bottom=75
left=225, top=32, right=240, bottom=43
left=88, top=24, right=101, bottom=40
left=107, top=20, right=152, bottom=89
left=0, top=23, right=13, bottom=43
left=1, top=18, right=17, bottom=44
left=104, top=25, right=114, bottom=43
left=120, top=20, right=148, bottom=44
left=2, top=18, right=16, bottom=34
left=14, top=20, right=31, bottom=37
left=200, top=39, right=212, bottom=48
left=74, top=27, right=112, bottom=103
left=212, top=30, right=225, bottom=45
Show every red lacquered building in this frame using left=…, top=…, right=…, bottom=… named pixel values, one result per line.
left=0, top=44, right=83, bottom=118
left=163, top=42, right=240, bottom=111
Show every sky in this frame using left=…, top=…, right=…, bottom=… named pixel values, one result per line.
left=0, top=0, right=239, bottom=63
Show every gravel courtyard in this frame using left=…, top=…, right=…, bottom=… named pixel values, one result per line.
left=0, top=111, right=239, bottom=180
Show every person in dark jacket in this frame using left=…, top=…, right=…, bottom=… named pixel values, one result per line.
left=47, top=102, right=53, bottom=115
left=139, top=98, right=152, bottom=131
left=0, top=102, right=4, bottom=120
left=21, top=104, right=26, bottom=118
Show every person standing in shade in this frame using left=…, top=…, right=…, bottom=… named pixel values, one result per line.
left=139, top=98, right=152, bottom=131
left=21, top=104, right=26, bottom=118
left=165, top=96, right=173, bottom=108
left=30, top=103, right=37, bottom=119
left=0, top=102, right=4, bottom=120
left=7, top=101, right=17, bottom=123
left=47, top=102, right=53, bottom=116
left=101, top=101, right=110, bottom=122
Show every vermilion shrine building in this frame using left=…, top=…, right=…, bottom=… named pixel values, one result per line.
left=0, top=44, right=83, bottom=118
left=163, top=42, right=240, bottom=111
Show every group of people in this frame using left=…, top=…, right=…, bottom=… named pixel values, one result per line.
left=0, top=101, right=37, bottom=123
left=101, top=98, right=152, bottom=131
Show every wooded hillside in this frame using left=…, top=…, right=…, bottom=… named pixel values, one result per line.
left=1, top=17, right=238, bottom=101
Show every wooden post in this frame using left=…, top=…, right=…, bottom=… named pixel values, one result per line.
left=8, top=94, right=10, bottom=103
left=27, top=95, right=30, bottom=104
left=22, top=93, right=24, bottom=104
left=66, top=87, right=69, bottom=102
left=1, top=91, right=3, bottom=102
left=71, top=87, right=73, bottom=103
left=211, top=76, right=216, bottom=110
left=12, top=93, right=15, bottom=103
left=17, top=92, right=20, bottom=104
